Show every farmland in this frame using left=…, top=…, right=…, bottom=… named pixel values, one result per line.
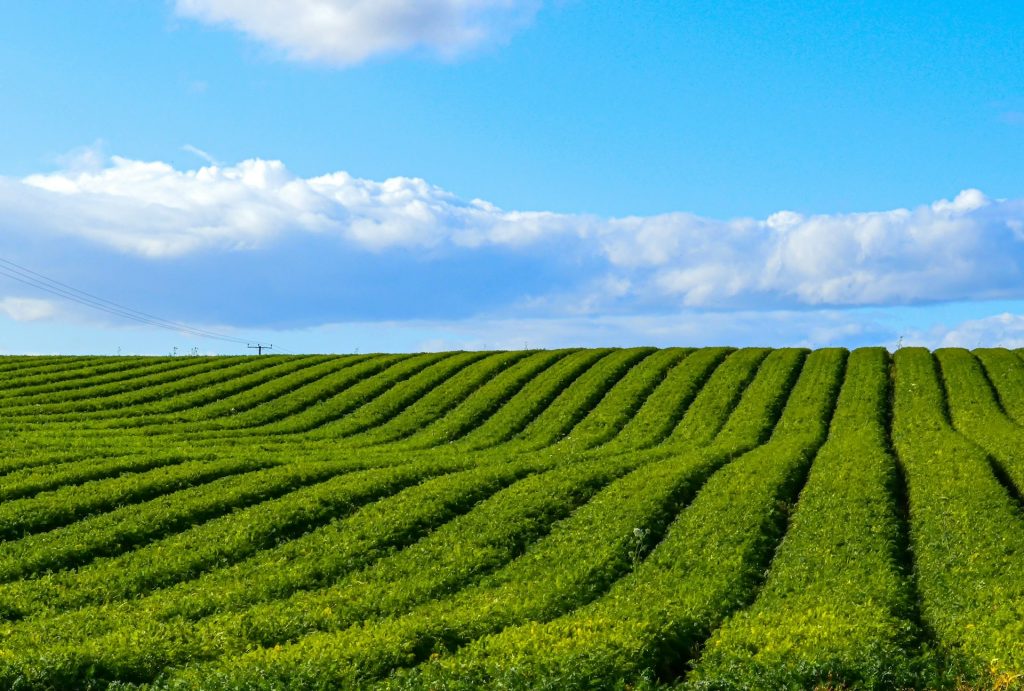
left=1, top=347, right=1024, bottom=689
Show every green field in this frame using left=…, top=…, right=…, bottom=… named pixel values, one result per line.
left=1, top=346, right=1024, bottom=689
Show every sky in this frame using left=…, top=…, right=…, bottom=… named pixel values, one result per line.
left=1, top=0, right=1024, bottom=354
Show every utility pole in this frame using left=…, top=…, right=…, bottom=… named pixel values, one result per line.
left=248, top=343, right=273, bottom=355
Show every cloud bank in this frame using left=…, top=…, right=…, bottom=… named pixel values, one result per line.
left=174, top=0, right=542, bottom=66
left=0, top=297, right=56, bottom=322
left=932, top=312, right=1024, bottom=349
left=6, top=154, right=1024, bottom=322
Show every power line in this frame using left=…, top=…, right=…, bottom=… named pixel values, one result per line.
left=0, top=259, right=248, bottom=344
left=0, top=257, right=268, bottom=348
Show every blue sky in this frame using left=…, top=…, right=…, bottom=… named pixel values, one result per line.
left=1, top=0, right=1024, bottom=354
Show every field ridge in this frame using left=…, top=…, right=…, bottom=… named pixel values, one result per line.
left=0, top=347, right=1021, bottom=689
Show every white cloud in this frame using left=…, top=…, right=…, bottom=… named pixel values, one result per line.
left=597, top=189, right=1024, bottom=309
left=182, top=144, right=220, bottom=166
left=0, top=297, right=57, bottom=322
left=5, top=152, right=1024, bottom=326
left=932, top=312, right=1024, bottom=349
left=174, top=0, right=542, bottom=66
left=15, top=158, right=335, bottom=257
left=10, top=156, right=586, bottom=258
left=930, top=188, right=989, bottom=214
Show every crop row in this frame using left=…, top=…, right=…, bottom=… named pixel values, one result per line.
left=0, top=451, right=202, bottom=502
left=136, top=349, right=833, bottom=689
left=0, top=451, right=639, bottom=686
left=937, top=348, right=1024, bottom=497
left=974, top=347, right=1024, bottom=426
left=0, top=348, right=790, bottom=458
left=6, top=348, right=1024, bottom=688
left=662, top=347, right=770, bottom=447
left=0, top=356, right=165, bottom=399
left=689, top=347, right=920, bottom=688
left=188, top=346, right=806, bottom=687
left=0, top=458, right=399, bottom=583
left=74, top=355, right=336, bottom=424
left=184, top=354, right=410, bottom=432
left=334, top=350, right=534, bottom=446
left=524, top=348, right=685, bottom=452
left=0, top=357, right=251, bottom=415
left=306, top=351, right=494, bottom=437
left=0, top=452, right=514, bottom=622
left=0, top=455, right=274, bottom=542
left=236, top=353, right=452, bottom=435
left=890, top=348, right=1024, bottom=686
left=497, top=348, right=655, bottom=451
left=599, top=346, right=729, bottom=451
left=450, top=349, right=612, bottom=449
left=0, top=355, right=99, bottom=379
left=394, top=350, right=572, bottom=448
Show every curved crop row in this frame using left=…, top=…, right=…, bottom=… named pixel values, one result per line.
left=74, top=355, right=335, bottom=425
left=553, top=347, right=691, bottom=452
left=341, top=350, right=535, bottom=447
left=938, top=348, right=1024, bottom=497
left=2, top=452, right=645, bottom=686
left=183, top=354, right=409, bottom=433
left=500, top=348, right=655, bottom=451
left=161, top=456, right=553, bottom=618
left=890, top=347, right=1024, bottom=685
left=0, top=451, right=199, bottom=502
left=247, top=353, right=451, bottom=435
left=307, top=352, right=494, bottom=438
left=452, top=348, right=613, bottom=449
left=0, top=455, right=273, bottom=542
left=33, top=356, right=293, bottom=420
left=363, top=349, right=844, bottom=691
left=0, top=460, right=373, bottom=583
left=653, top=347, right=805, bottom=461
left=100, top=354, right=364, bottom=429
left=228, top=348, right=811, bottom=689
left=662, top=347, right=770, bottom=447
left=973, top=348, right=1024, bottom=427
left=599, top=347, right=729, bottom=452
left=0, top=357, right=162, bottom=399
left=23, top=453, right=555, bottom=635
left=9, top=346, right=1019, bottom=689
left=0, top=356, right=90, bottom=378
left=0, top=440, right=161, bottom=478
left=0, top=357, right=252, bottom=417
left=689, top=347, right=920, bottom=689
left=0, top=453, right=500, bottom=620
left=395, top=349, right=573, bottom=449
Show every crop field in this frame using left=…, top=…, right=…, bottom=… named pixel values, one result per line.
left=1, top=346, right=1024, bottom=689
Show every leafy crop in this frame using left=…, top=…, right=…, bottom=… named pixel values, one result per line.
left=0, top=347, right=1021, bottom=689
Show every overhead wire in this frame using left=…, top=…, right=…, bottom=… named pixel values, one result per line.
left=0, top=259, right=247, bottom=344
left=0, top=257, right=273, bottom=349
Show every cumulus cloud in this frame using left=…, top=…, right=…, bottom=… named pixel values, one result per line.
left=0, top=297, right=57, bottom=322
left=174, top=0, right=542, bottom=66
left=11, top=155, right=591, bottom=259
left=933, top=312, right=1024, bottom=349
left=5, top=152, right=1024, bottom=333
left=14, top=157, right=336, bottom=257
left=597, top=188, right=1024, bottom=309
